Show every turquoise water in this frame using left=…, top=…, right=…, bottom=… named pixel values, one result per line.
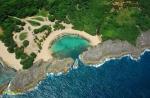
left=50, top=35, right=90, bottom=59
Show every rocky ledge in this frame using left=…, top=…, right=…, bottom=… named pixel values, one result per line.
left=0, top=58, right=16, bottom=94
left=80, top=31, right=150, bottom=65
left=7, top=58, right=74, bottom=93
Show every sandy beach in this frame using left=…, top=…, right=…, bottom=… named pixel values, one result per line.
left=0, top=41, right=22, bottom=70
left=35, top=28, right=102, bottom=62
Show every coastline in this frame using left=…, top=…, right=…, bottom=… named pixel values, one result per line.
left=0, top=41, right=22, bottom=71
left=1, top=30, right=150, bottom=95
left=80, top=31, right=150, bottom=66
left=35, top=28, right=101, bottom=62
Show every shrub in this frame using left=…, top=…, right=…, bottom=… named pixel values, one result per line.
left=23, top=40, right=29, bottom=47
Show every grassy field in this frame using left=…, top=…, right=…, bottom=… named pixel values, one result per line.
left=37, top=9, right=49, bottom=17
left=32, top=16, right=44, bottom=21
left=19, top=32, right=27, bottom=41
left=27, top=20, right=41, bottom=26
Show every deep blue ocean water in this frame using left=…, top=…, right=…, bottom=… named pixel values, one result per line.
left=2, top=51, right=150, bottom=98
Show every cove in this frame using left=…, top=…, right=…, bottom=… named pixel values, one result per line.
left=50, top=35, right=90, bottom=59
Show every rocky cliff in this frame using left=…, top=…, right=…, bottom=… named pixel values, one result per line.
left=80, top=31, right=150, bottom=65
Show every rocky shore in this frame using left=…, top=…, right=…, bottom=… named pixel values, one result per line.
left=1, top=31, right=150, bottom=94
left=80, top=31, right=150, bottom=65
left=8, top=58, right=74, bottom=93
left=0, top=58, right=16, bottom=94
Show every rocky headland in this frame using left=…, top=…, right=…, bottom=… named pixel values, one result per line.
left=80, top=31, right=150, bottom=65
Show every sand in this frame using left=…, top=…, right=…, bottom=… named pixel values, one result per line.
left=35, top=28, right=102, bottom=62
left=0, top=41, right=22, bottom=70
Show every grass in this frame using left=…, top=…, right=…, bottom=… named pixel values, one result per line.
left=32, top=16, right=44, bottom=21
left=37, top=9, right=49, bottom=17
left=27, top=20, right=41, bottom=26
left=19, top=32, right=27, bottom=41
left=0, top=27, right=4, bottom=37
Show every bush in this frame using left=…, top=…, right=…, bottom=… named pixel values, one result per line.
left=23, top=40, right=29, bottom=47
left=19, top=32, right=27, bottom=40
left=48, top=15, right=55, bottom=22
left=34, top=25, right=51, bottom=34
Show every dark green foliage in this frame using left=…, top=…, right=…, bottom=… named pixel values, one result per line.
left=23, top=40, right=29, bottom=47
left=138, top=0, right=150, bottom=16
left=53, top=22, right=65, bottom=30
left=48, top=15, right=55, bottom=22
left=34, top=25, right=51, bottom=34
left=21, top=53, right=36, bottom=69
left=0, top=0, right=48, bottom=23
left=15, top=47, right=24, bottom=59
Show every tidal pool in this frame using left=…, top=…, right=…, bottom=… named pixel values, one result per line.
left=50, top=35, right=90, bottom=59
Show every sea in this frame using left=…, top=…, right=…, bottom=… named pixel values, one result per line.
left=2, top=50, right=150, bottom=98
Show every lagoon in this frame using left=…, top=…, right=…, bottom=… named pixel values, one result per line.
left=50, top=35, right=90, bottom=59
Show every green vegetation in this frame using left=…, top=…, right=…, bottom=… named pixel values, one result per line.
left=19, top=32, right=27, bottom=40
left=37, top=9, right=49, bottom=17
left=48, top=15, right=55, bottom=22
left=27, top=20, right=41, bottom=26
left=34, top=25, right=52, bottom=34
left=101, top=8, right=141, bottom=44
left=23, top=40, right=29, bottom=47
left=32, top=17, right=44, bottom=21
left=0, top=0, right=149, bottom=69
left=53, top=22, right=65, bottom=30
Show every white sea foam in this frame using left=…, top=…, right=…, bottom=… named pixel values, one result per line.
left=87, top=49, right=150, bottom=68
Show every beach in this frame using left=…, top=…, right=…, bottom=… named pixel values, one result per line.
left=0, top=41, right=22, bottom=70
left=35, top=28, right=102, bottom=62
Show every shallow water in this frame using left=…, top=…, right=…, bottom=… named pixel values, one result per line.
left=3, top=51, right=150, bottom=98
left=50, top=35, right=90, bottom=59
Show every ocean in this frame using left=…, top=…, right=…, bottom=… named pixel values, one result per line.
left=2, top=50, right=150, bottom=98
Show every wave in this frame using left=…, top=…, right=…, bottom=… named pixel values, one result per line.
left=86, top=49, right=150, bottom=68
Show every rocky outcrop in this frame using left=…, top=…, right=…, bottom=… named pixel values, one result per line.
left=0, top=58, right=16, bottom=94
left=9, top=58, right=74, bottom=93
left=80, top=31, right=150, bottom=65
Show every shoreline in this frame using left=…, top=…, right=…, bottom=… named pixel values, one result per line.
left=82, top=49, right=150, bottom=68
left=35, top=28, right=101, bottom=62
left=80, top=31, right=150, bottom=66
left=4, top=49, right=150, bottom=95
left=0, top=41, right=22, bottom=71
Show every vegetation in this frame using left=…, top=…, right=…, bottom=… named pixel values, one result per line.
left=37, top=9, right=49, bottom=17
left=0, top=0, right=149, bottom=69
left=101, top=8, right=141, bottom=44
left=23, top=40, right=29, bottom=47
left=34, top=25, right=51, bottom=34
left=32, top=17, right=44, bottom=21
left=27, top=20, right=41, bottom=26
left=19, top=32, right=27, bottom=40
left=53, top=22, right=65, bottom=30
left=48, top=15, right=55, bottom=22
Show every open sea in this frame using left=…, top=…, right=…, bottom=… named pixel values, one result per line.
left=2, top=50, right=150, bottom=98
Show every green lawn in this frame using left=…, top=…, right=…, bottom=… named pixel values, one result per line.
left=37, top=9, right=49, bottom=17
left=19, top=32, right=27, bottom=41
left=27, top=20, right=41, bottom=26
left=32, top=16, right=44, bottom=21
